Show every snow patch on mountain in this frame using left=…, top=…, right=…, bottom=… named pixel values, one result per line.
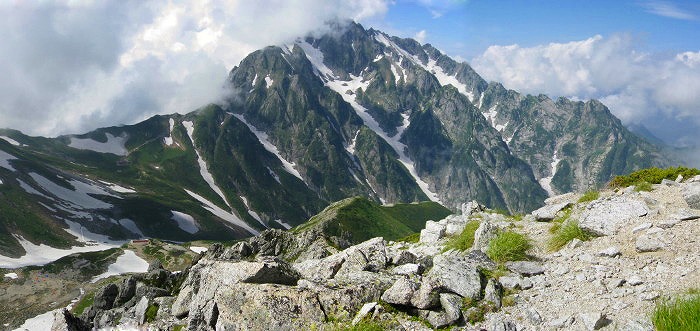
left=231, top=114, right=305, bottom=182
left=297, top=41, right=337, bottom=81
left=0, top=220, right=125, bottom=268
left=345, top=130, right=360, bottom=155
left=91, top=250, right=149, bottom=283
left=424, top=58, right=475, bottom=102
left=538, top=151, right=561, bottom=197
left=0, top=136, right=21, bottom=146
left=99, top=180, right=136, bottom=193
left=164, top=118, right=175, bottom=146
left=68, top=133, right=128, bottom=156
left=182, top=120, right=233, bottom=208
left=185, top=189, right=258, bottom=235
left=265, top=75, right=274, bottom=89
left=0, top=150, right=17, bottom=171
left=274, top=219, right=292, bottom=230
left=28, top=173, right=114, bottom=209
left=171, top=211, right=199, bottom=234
left=118, top=219, right=144, bottom=237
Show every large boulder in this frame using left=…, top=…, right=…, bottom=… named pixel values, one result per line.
left=531, top=202, right=571, bottom=221
left=682, top=182, right=700, bottom=209
left=172, top=256, right=301, bottom=319
left=381, top=277, right=420, bottom=305
left=420, top=221, right=446, bottom=243
left=411, top=251, right=485, bottom=309
left=426, top=293, right=462, bottom=328
left=579, top=197, right=649, bottom=236
left=212, top=283, right=325, bottom=331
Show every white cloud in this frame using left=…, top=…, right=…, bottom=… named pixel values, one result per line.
left=641, top=1, right=697, bottom=20
left=472, top=34, right=700, bottom=146
left=0, top=0, right=389, bottom=136
left=414, top=30, right=428, bottom=43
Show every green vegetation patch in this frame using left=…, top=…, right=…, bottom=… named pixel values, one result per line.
left=547, top=221, right=594, bottom=251
left=382, top=201, right=451, bottom=232
left=652, top=292, right=700, bottom=331
left=72, top=291, right=96, bottom=315
left=634, top=181, right=653, bottom=192
left=145, top=303, right=159, bottom=323
left=295, top=197, right=450, bottom=244
left=577, top=190, right=600, bottom=203
left=443, top=220, right=480, bottom=252
left=609, top=166, right=700, bottom=188
left=486, top=231, right=532, bottom=263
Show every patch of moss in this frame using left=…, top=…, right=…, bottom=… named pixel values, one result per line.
left=577, top=190, right=599, bottom=203
left=443, top=221, right=480, bottom=252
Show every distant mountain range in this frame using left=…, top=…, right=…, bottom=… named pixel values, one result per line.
left=0, top=21, right=673, bottom=260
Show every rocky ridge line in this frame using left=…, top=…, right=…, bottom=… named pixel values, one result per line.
left=50, top=176, right=700, bottom=330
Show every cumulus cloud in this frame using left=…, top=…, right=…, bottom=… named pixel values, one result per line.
left=471, top=34, right=700, bottom=147
left=414, top=30, right=428, bottom=43
left=0, top=0, right=389, bottom=136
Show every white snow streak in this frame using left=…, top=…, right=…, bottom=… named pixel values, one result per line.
left=91, top=250, right=149, bottom=283
left=274, top=219, right=293, bottom=230
left=0, top=136, right=21, bottom=146
left=424, top=59, right=475, bottom=102
left=171, top=211, right=199, bottom=234
left=297, top=41, right=337, bottom=81
left=252, top=73, right=258, bottom=86
left=4, top=272, right=18, bottom=279
left=538, top=151, right=561, bottom=197
left=346, top=130, right=360, bottom=155
left=265, top=75, right=274, bottom=89
left=231, top=114, right=305, bottom=182
left=317, top=65, right=440, bottom=203
left=99, top=180, right=136, bottom=193
left=185, top=189, right=258, bottom=235
left=68, top=133, right=128, bottom=156
left=164, top=118, right=175, bottom=146
left=182, top=120, right=232, bottom=208
left=189, top=246, right=208, bottom=254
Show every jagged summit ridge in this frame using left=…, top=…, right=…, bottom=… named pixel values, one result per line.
left=0, top=21, right=671, bottom=261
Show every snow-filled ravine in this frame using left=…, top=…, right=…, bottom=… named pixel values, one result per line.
left=182, top=121, right=233, bottom=208
left=185, top=189, right=258, bottom=235
left=298, top=41, right=441, bottom=203
left=231, top=113, right=305, bottom=182
left=538, top=151, right=561, bottom=197
left=91, top=250, right=149, bottom=283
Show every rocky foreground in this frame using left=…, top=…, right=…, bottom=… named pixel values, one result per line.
left=50, top=177, right=700, bottom=330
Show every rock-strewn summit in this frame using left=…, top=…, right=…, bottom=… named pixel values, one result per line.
left=51, top=175, right=699, bottom=330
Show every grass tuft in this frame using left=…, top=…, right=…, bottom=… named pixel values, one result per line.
left=547, top=221, right=593, bottom=251
left=443, top=220, right=480, bottom=252
left=486, top=231, right=532, bottom=263
left=577, top=190, right=599, bottom=203
left=634, top=181, right=653, bottom=192
left=652, top=294, right=700, bottom=331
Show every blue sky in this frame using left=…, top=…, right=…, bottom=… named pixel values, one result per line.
left=379, top=0, right=700, bottom=58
